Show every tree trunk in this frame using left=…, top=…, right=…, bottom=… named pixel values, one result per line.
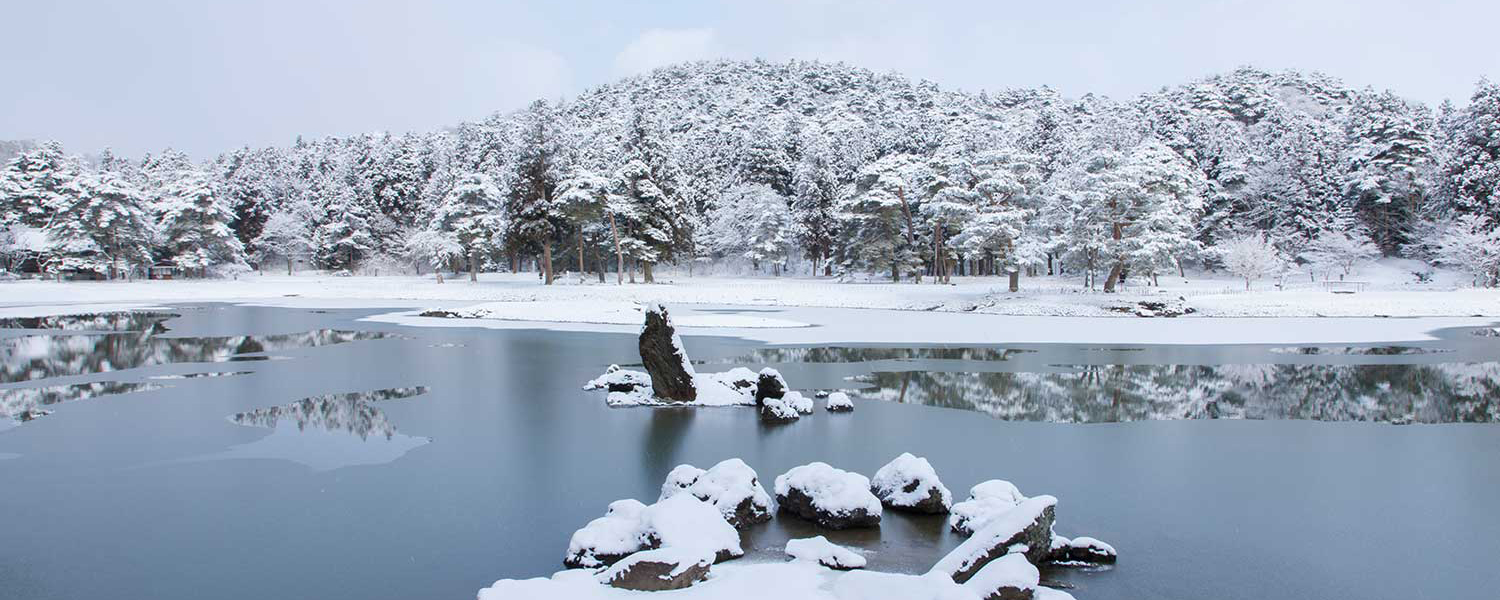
left=608, top=212, right=624, bottom=285
left=287, top=257, right=293, bottom=276
left=543, top=242, right=554, bottom=285
left=577, top=231, right=585, bottom=279
left=643, top=261, right=654, bottom=283
left=897, top=186, right=920, bottom=283
left=1103, top=261, right=1122, bottom=293
left=1008, top=269, right=1019, bottom=292
left=469, top=248, right=478, bottom=282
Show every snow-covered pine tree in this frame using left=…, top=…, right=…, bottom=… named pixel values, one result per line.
left=506, top=100, right=566, bottom=284
left=1, top=141, right=76, bottom=228
left=1341, top=90, right=1435, bottom=254
left=157, top=169, right=246, bottom=276
left=707, top=183, right=795, bottom=274
left=46, top=170, right=154, bottom=279
left=834, top=153, right=930, bottom=282
left=1436, top=79, right=1500, bottom=220
left=432, top=173, right=506, bottom=281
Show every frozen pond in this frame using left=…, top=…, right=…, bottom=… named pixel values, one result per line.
left=1, top=304, right=1498, bottom=600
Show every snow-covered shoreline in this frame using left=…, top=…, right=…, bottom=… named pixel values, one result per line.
left=2, top=271, right=1496, bottom=346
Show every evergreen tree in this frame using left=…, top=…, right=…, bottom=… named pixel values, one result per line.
left=157, top=169, right=245, bottom=276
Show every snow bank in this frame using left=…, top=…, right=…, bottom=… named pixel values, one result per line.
left=413, top=300, right=809, bottom=328
left=565, top=499, right=653, bottom=568
left=950, top=480, right=1028, bottom=536
left=784, top=535, right=867, bottom=570
left=774, top=462, right=882, bottom=529
left=871, top=453, right=953, bottom=514
left=481, top=562, right=1084, bottom=600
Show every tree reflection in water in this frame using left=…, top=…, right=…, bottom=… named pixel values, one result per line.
left=849, top=363, right=1500, bottom=423
left=230, top=387, right=429, bottom=439
left=0, top=381, right=163, bottom=429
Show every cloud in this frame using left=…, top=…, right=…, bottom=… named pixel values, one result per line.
left=612, top=28, right=720, bottom=77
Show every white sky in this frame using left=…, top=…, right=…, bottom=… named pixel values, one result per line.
left=4, top=0, right=1496, bottom=159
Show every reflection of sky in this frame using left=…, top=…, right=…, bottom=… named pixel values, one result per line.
left=188, top=421, right=429, bottom=472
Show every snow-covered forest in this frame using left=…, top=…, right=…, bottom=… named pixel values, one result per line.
left=4, top=60, right=1500, bottom=288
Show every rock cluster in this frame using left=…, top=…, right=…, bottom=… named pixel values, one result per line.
left=658, top=458, right=773, bottom=529
left=870, top=453, right=953, bottom=514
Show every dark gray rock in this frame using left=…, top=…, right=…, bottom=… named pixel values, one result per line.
left=931, top=496, right=1056, bottom=584
left=754, top=368, right=786, bottom=406
left=637, top=304, right=696, bottom=403
left=776, top=487, right=880, bottom=529
left=597, top=549, right=712, bottom=591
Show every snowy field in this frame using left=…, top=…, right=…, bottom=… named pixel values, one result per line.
left=2, top=259, right=1496, bottom=346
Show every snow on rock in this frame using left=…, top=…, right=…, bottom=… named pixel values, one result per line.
left=596, top=547, right=714, bottom=591
left=930, top=495, right=1057, bottom=583
left=563, top=495, right=744, bottom=569
left=950, top=480, right=1028, bottom=536
left=659, top=459, right=773, bottom=528
left=784, top=535, right=867, bottom=570
left=583, top=365, right=650, bottom=393
left=784, top=390, right=814, bottom=414
left=755, top=368, right=788, bottom=405
left=962, top=554, right=1040, bottom=600
left=760, top=395, right=803, bottom=423
left=871, top=453, right=953, bottom=514
left=638, top=302, right=697, bottom=402
left=825, top=391, right=854, bottom=412
left=774, top=462, right=882, bottom=529
left=660, top=465, right=708, bottom=500
left=1048, top=536, right=1117, bottom=566
left=565, top=499, right=653, bottom=568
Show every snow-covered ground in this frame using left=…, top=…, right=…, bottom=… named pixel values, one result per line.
left=2, top=259, right=1496, bottom=346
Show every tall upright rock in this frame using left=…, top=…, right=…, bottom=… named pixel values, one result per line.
left=638, top=303, right=697, bottom=402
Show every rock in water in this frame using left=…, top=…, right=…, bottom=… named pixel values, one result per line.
left=596, top=548, right=713, bottom=591
left=774, top=463, right=882, bottom=529
left=961, top=554, right=1039, bottom=600
left=930, top=495, right=1057, bottom=583
left=784, top=536, right=867, bottom=570
left=755, top=368, right=787, bottom=405
left=638, top=303, right=696, bottom=402
left=870, top=453, right=953, bottom=514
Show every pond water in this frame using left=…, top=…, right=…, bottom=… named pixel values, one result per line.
left=1, top=304, right=1497, bottom=600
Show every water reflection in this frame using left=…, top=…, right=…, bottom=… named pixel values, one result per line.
left=0, top=311, right=177, bottom=332
left=1, top=329, right=397, bottom=383
left=1, top=381, right=163, bottom=429
left=209, top=387, right=431, bottom=470
left=231, top=387, right=429, bottom=440
left=849, top=363, right=1500, bottom=423
left=723, top=346, right=1035, bottom=363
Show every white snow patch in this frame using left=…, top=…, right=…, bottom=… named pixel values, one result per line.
left=415, top=300, right=809, bottom=328
left=949, top=480, right=1028, bottom=535
left=784, top=535, right=867, bottom=569
left=962, top=554, right=1039, bottom=597
left=589, top=367, right=760, bottom=407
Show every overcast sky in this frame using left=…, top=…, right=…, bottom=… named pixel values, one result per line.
left=5, top=0, right=1497, bottom=159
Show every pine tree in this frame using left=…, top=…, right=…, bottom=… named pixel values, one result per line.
left=157, top=169, right=245, bottom=276
left=46, top=170, right=154, bottom=279
left=432, top=173, right=506, bottom=281
left=1438, top=79, right=1500, bottom=220
left=1, top=141, right=76, bottom=228
left=506, top=100, right=566, bottom=284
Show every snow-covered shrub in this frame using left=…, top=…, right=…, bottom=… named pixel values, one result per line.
left=1213, top=233, right=1287, bottom=290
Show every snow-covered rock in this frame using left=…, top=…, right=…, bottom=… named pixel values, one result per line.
left=565, top=499, right=653, bottom=568
left=826, top=391, right=854, bottom=412
left=761, top=395, right=803, bottom=423
left=755, top=367, right=788, bottom=404
left=930, top=495, right=1057, bottom=583
left=962, top=554, right=1039, bottom=600
left=784, top=390, right=814, bottom=414
left=1047, top=536, right=1116, bottom=566
left=563, top=495, right=744, bottom=569
left=596, top=547, right=714, bottom=591
left=774, top=462, right=882, bottom=529
left=950, top=480, right=1027, bottom=536
left=658, top=459, right=773, bottom=528
left=638, top=302, right=697, bottom=402
left=785, top=536, right=867, bottom=570
left=583, top=364, right=650, bottom=393
left=870, top=453, right=953, bottom=514
left=660, top=465, right=707, bottom=500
